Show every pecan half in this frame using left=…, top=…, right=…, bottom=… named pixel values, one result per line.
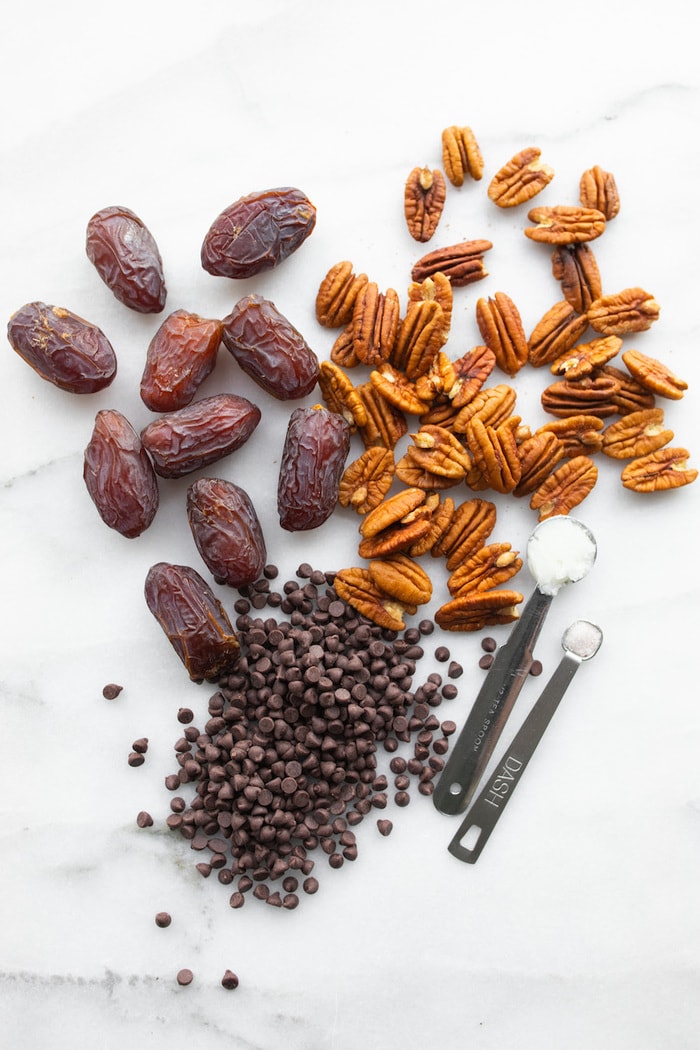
left=334, top=567, right=411, bottom=632
left=540, top=373, right=621, bottom=418
left=587, top=287, right=660, bottom=335
left=513, top=431, right=566, bottom=496
left=338, top=447, right=395, bottom=513
left=316, top=261, right=369, bottom=328
left=528, top=300, right=590, bottom=367
left=487, top=147, right=554, bottom=208
left=596, top=365, right=656, bottom=416
left=579, top=165, right=620, bottom=221
left=351, top=282, right=401, bottom=366
left=466, top=414, right=522, bottom=494
left=452, top=384, right=517, bottom=434
left=399, top=424, right=472, bottom=488
left=475, top=291, right=529, bottom=377
left=407, top=272, right=453, bottom=340
left=430, top=496, right=497, bottom=570
left=404, top=166, right=447, bottom=243
left=330, top=323, right=361, bottom=368
left=441, top=125, right=484, bottom=186
left=524, top=205, right=606, bottom=245
left=356, top=382, right=408, bottom=450
left=550, top=334, right=622, bottom=380
left=447, top=345, right=497, bottom=407
left=370, top=363, right=433, bottom=415
left=621, top=349, right=688, bottom=400
left=536, top=415, right=605, bottom=457
left=408, top=494, right=455, bottom=556
left=529, top=455, right=598, bottom=519
left=360, top=487, right=428, bottom=538
left=368, top=553, right=433, bottom=606
left=620, top=448, right=697, bottom=492
left=411, top=239, right=492, bottom=287
left=415, top=351, right=458, bottom=404
left=551, top=244, right=603, bottom=314
left=435, top=589, right=523, bottom=632
left=390, top=299, right=445, bottom=379
left=601, top=408, right=673, bottom=460
left=447, top=543, right=523, bottom=596
left=318, top=360, right=368, bottom=430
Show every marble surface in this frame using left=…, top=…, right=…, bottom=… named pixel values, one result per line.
left=2, top=2, right=699, bottom=1046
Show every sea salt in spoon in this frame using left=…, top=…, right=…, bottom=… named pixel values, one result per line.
left=433, top=516, right=597, bottom=816
left=447, top=619, right=603, bottom=863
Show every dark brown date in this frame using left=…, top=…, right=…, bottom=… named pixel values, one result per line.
left=140, top=309, right=223, bottom=412
left=7, top=301, right=117, bottom=393
left=83, top=409, right=159, bottom=538
left=187, top=478, right=267, bottom=588
left=277, top=406, right=351, bottom=531
left=200, top=187, right=316, bottom=279
left=144, top=562, right=240, bottom=681
left=86, top=205, right=167, bottom=313
left=221, top=294, right=319, bottom=400
left=140, top=393, right=261, bottom=479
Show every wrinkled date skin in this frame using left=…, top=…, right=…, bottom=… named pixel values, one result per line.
left=187, top=478, right=267, bottom=589
left=83, top=409, right=159, bottom=538
left=140, top=393, right=261, bottom=479
left=140, top=309, right=223, bottom=412
left=277, top=406, right=351, bottom=531
left=200, top=187, right=317, bottom=279
left=144, top=562, right=240, bottom=682
left=221, top=294, right=319, bottom=400
left=7, top=301, right=117, bottom=393
left=86, top=205, right=167, bottom=313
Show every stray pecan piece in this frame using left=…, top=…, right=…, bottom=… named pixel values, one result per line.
left=550, top=335, right=622, bottom=380
left=476, top=291, right=529, bottom=376
left=447, top=544, right=523, bottom=596
left=601, top=408, right=673, bottom=460
left=620, top=448, right=697, bottom=492
left=587, top=287, right=660, bottom=335
left=621, top=349, right=688, bottom=400
left=528, top=300, right=590, bottom=368
left=541, top=373, right=621, bottom=419
left=536, top=415, right=605, bottom=457
left=513, top=431, right=566, bottom=496
left=525, top=205, right=606, bottom=245
left=435, top=589, right=523, bottom=632
left=334, top=568, right=411, bottom=632
left=356, top=382, right=408, bottom=450
left=404, top=166, right=447, bottom=243
left=431, top=497, right=497, bottom=570
left=368, top=554, right=433, bottom=606
left=352, top=282, right=401, bottom=366
left=407, top=272, right=453, bottom=340
left=579, top=165, right=620, bottom=221
left=390, top=299, right=445, bottom=379
left=466, top=415, right=522, bottom=494
left=370, top=363, right=433, bottom=416
left=529, top=455, right=598, bottom=520
left=318, top=360, right=368, bottom=430
left=487, top=147, right=554, bottom=208
left=316, top=261, right=369, bottom=328
left=447, top=345, right=497, bottom=407
left=411, top=239, right=492, bottom=287
left=338, top=447, right=395, bottom=514
left=551, top=244, right=603, bottom=314
left=441, top=125, right=484, bottom=186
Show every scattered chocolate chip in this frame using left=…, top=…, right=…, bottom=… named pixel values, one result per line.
left=377, top=819, right=393, bottom=836
left=478, top=654, right=494, bottom=670
left=481, top=636, right=497, bottom=653
left=102, top=683, right=123, bottom=700
left=177, top=708, right=194, bottom=724
left=132, top=737, right=149, bottom=754
left=447, top=660, right=463, bottom=679
left=176, top=968, right=193, bottom=986
left=155, top=911, right=172, bottom=928
left=229, top=891, right=245, bottom=909
left=303, top=876, right=319, bottom=895
left=136, top=810, right=153, bottom=828
left=441, top=684, right=458, bottom=700
left=221, top=969, right=239, bottom=989
left=530, top=659, right=543, bottom=677
left=394, top=790, right=410, bottom=807
left=441, top=720, right=457, bottom=736
left=434, top=645, right=450, bottom=662
left=128, top=752, right=145, bottom=767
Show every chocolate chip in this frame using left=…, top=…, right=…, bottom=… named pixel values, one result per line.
left=441, top=684, right=458, bottom=700
left=377, top=819, right=393, bottom=836
left=434, top=646, right=450, bottom=662
left=481, top=636, right=497, bottom=653
left=478, top=654, right=494, bottom=670
left=176, top=968, right=193, bottom=986
left=136, top=811, right=153, bottom=828
left=132, top=737, right=149, bottom=754
left=102, top=683, right=123, bottom=700
left=177, top=708, right=194, bottom=724
left=128, top=752, right=145, bottom=767
left=221, top=969, right=240, bottom=989
left=447, top=661, right=463, bottom=679
left=155, top=912, right=171, bottom=928
left=530, top=659, right=543, bottom=677
left=303, top=876, right=319, bottom=894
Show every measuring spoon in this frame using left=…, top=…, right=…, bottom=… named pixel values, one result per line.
left=433, top=516, right=597, bottom=816
left=447, top=619, right=603, bottom=863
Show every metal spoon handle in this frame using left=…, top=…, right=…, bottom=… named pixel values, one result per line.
left=433, top=586, right=553, bottom=815
left=447, top=650, right=581, bottom=863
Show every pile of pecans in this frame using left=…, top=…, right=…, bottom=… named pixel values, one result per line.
left=313, top=127, right=696, bottom=635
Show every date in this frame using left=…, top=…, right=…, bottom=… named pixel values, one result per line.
left=144, top=562, right=240, bottom=681
left=86, top=205, right=167, bottom=313
left=83, top=409, right=159, bottom=537
left=277, top=405, right=351, bottom=531
left=140, top=309, right=223, bottom=412
left=200, top=187, right=316, bottom=279
left=221, top=294, right=319, bottom=400
left=140, top=393, right=261, bottom=478
left=187, top=478, right=267, bottom=588
left=7, top=301, right=117, bottom=393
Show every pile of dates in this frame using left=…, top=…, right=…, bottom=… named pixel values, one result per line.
left=7, top=187, right=351, bottom=677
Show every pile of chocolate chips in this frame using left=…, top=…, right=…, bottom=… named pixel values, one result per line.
left=160, top=563, right=459, bottom=908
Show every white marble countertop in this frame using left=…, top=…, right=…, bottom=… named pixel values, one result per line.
left=2, top=2, right=699, bottom=1047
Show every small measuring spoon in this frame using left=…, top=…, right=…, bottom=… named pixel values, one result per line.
left=447, top=619, right=603, bottom=863
left=433, top=516, right=597, bottom=816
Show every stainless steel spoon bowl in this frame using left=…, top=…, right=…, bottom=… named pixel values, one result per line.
left=433, top=516, right=597, bottom=816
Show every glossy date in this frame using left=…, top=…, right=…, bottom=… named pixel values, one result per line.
left=200, top=187, right=316, bottom=279
left=144, top=562, right=240, bottom=682
left=221, top=294, right=319, bottom=400
left=86, top=205, right=167, bottom=313
left=83, top=409, right=159, bottom=538
left=140, top=393, right=261, bottom=478
left=187, top=478, right=267, bottom=589
left=7, top=301, right=117, bottom=393
left=277, top=406, right=351, bottom=531
left=140, top=309, right=223, bottom=412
